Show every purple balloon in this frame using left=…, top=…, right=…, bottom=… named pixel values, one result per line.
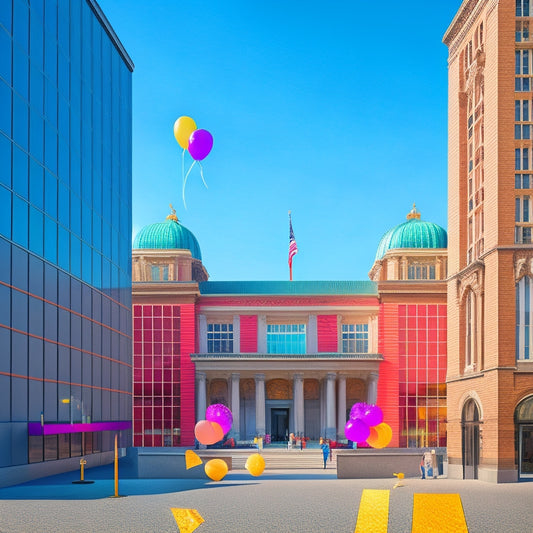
left=188, top=129, right=213, bottom=161
left=344, top=418, right=370, bottom=443
left=363, top=404, right=383, bottom=427
left=350, top=402, right=368, bottom=420
left=205, top=404, right=233, bottom=434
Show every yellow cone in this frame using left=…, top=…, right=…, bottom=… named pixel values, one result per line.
left=185, top=450, right=203, bottom=470
left=170, top=508, right=204, bottom=533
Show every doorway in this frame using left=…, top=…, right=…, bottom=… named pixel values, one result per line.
left=519, top=425, right=533, bottom=479
left=462, top=399, right=480, bottom=480
left=270, top=408, right=289, bottom=442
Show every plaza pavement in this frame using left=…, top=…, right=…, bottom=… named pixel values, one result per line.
left=0, top=462, right=532, bottom=532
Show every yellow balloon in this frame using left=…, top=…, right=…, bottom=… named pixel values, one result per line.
left=174, top=116, right=197, bottom=149
left=245, top=453, right=266, bottom=477
left=204, top=458, right=228, bottom=481
left=367, top=422, right=392, bottom=449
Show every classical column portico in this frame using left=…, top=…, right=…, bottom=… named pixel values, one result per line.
left=293, top=373, right=304, bottom=436
left=255, top=373, right=266, bottom=436
left=367, top=372, right=379, bottom=405
left=230, top=373, right=240, bottom=440
left=196, top=372, right=207, bottom=423
left=337, top=374, right=347, bottom=440
left=325, top=372, right=336, bottom=440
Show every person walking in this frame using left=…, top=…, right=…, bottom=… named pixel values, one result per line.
left=420, top=456, right=426, bottom=479
left=320, top=438, right=330, bottom=469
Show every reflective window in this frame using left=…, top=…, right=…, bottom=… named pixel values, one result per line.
left=0, top=1, right=12, bottom=34
left=29, top=108, right=44, bottom=163
left=44, top=121, right=57, bottom=174
left=44, top=170, right=57, bottom=219
left=13, top=92, right=28, bottom=149
left=29, top=64, right=44, bottom=115
left=28, top=204, right=43, bottom=256
left=0, top=133, right=11, bottom=188
left=12, top=144, right=28, bottom=199
left=0, top=80, right=11, bottom=140
left=44, top=33, right=56, bottom=83
left=57, top=224, right=69, bottom=271
left=13, top=0, right=29, bottom=55
left=12, top=44, right=28, bottom=100
left=43, top=215, right=57, bottom=263
left=12, top=194, right=28, bottom=247
left=29, top=10, right=43, bottom=69
left=0, top=185, right=11, bottom=238
left=0, top=27, right=12, bottom=84
left=29, top=157, right=43, bottom=209
left=267, top=324, right=306, bottom=354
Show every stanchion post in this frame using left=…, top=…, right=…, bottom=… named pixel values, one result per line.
left=114, top=433, right=119, bottom=497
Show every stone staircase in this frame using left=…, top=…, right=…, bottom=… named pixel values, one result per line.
left=198, top=448, right=338, bottom=470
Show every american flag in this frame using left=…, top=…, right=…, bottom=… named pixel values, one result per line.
left=288, top=213, right=298, bottom=268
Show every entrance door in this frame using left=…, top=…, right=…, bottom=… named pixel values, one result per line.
left=462, top=399, right=480, bottom=480
left=271, top=408, right=289, bottom=442
left=519, top=425, right=533, bottom=479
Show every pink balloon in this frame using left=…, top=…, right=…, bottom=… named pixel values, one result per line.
left=205, top=404, right=233, bottom=435
left=344, top=418, right=370, bottom=443
left=188, top=129, right=213, bottom=161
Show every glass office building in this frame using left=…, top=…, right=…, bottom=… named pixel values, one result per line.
left=0, top=0, right=133, bottom=485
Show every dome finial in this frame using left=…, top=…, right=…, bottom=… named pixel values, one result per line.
left=406, top=203, right=421, bottom=220
left=166, top=203, right=179, bottom=222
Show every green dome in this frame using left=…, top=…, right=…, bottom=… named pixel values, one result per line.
left=375, top=206, right=447, bottom=260
left=133, top=212, right=202, bottom=260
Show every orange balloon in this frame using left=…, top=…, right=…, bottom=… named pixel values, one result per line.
left=366, top=426, right=379, bottom=447
left=368, top=422, right=392, bottom=449
left=204, top=459, right=228, bottom=481
left=194, top=420, right=224, bottom=445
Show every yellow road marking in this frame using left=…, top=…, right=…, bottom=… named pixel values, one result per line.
left=354, top=489, right=390, bottom=533
left=411, top=493, right=468, bottom=533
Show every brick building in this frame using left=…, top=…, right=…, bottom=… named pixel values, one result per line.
left=444, top=0, right=533, bottom=482
left=132, top=205, right=447, bottom=450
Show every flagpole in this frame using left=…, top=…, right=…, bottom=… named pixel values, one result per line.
left=289, top=211, right=293, bottom=281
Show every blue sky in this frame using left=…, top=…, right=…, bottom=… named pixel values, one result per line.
left=98, top=1, right=461, bottom=281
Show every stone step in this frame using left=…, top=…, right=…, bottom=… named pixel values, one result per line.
left=199, top=449, right=337, bottom=470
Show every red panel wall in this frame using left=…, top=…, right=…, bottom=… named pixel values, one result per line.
left=240, top=315, right=258, bottom=352
left=317, top=315, right=338, bottom=352
left=377, top=302, right=400, bottom=447
left=179, top=303, right=196, bottom=446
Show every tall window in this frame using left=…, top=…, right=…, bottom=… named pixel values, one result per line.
left=517, top=0, right=531, bottom=17
left=207, top=323, right=233, bottom=353
left=516, top=195, right=533, bottom=243
left=465, top=291, right=477, bottom=370
left=516, top=50, right=532, bottom=91
left=150, top=265, right=169, bottom=281
left=517, top=20, right=531, bottom=42
left=517, top=276, right=532, bottom=360
left=515, top=100, right=531, bottom=139
left=267, top=324, right=306, bottom=354
left=342, top=324, right=369, bottom=353
left=516, top=148, right=531, bottom=171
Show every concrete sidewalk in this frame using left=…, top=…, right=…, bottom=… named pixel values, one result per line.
left=0, top=464, right=531, bottom=532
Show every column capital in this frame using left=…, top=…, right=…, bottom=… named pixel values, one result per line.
left=254, top=373, right=266, bottom=382
left=231, top=372, right=240, bottom=380
left=196, top=371, right=207, bottom=382
left=326, top=372, right=337, bottom=381
left=293, top=373, right=304, bottom=382
left=367, top=371, right=379, bottom=382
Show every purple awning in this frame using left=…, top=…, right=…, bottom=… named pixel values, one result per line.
left=28, top=421, right=132, bottom=436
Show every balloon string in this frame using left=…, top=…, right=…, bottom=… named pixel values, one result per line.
left=198, top=162, right=208, bottom=189
left=181, top=149, right=185, bottom=183
left=183, top=160, right=197, bottom=209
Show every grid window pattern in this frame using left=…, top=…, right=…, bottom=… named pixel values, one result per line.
left=207, top=323, right=233, bottom=353
left=132, top=304, right=182, bottom=447
left=342, top=324, right=369, bottom=353
left=398, top=304, right=447, bottom=448
left=515, top=196, right=533, bottom=243
left=517, top=0, right=531, bottom=17
left=516, top=173, right=531, bottom=189
left=0, top=0, right=133, bottom=469
left=516, top=148, right=532, bottom=170
left=267, top=324, right=306, bottom=354
left=517, top=20, right=531, bottom=42
left=516, top=100, right=532, bottom=139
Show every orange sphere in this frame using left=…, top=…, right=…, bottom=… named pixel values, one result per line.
left=194, top=420, right=224, bottom=445
left=204, top=459, right=228, bottom=481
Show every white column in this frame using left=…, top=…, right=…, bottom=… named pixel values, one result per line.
left=255, top=373, right=266, bottom=436
left=337, top=374, right=347, bottom=440
left=198, top=315, right=207, bottom=353
left=293, top=373, right=305, bottom=436
left=367, top=372, right=379, bottom=405
left=196, top=372, right=207, bottom=422
left=326, top=372, right=336, bottom=440
left=230, top=373, right=240, bottom=440
left=233, top=315, right=240, bottom=354
left=257, top=315, right=267, bottom=353
left=307, top=314, right=317, bottom=353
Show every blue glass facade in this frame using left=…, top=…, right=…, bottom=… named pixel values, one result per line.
left=0, top=0, right=133, bottom=481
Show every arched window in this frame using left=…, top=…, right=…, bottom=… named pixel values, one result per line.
left=516, top=276, right=532, bottom=360
left=465, top=290, right=477, bottom=370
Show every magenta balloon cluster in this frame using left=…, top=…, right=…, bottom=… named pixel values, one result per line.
left=344, top=402, right=383, bottom=443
